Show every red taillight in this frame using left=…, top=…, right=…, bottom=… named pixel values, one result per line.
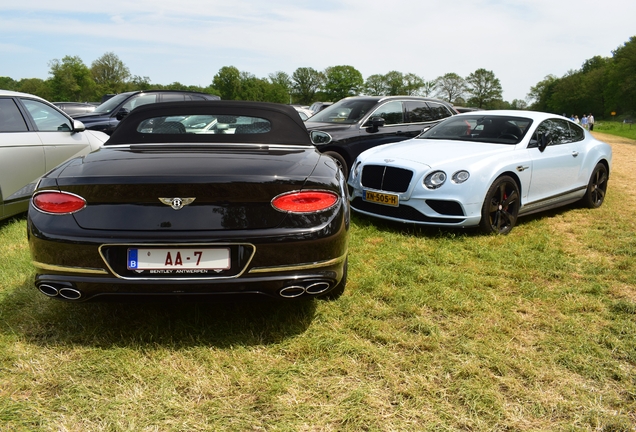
left=271, top=191, right=339, bottom=213
left=33, top=191, right=86, bottom=214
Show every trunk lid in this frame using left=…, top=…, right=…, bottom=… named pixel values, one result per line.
left=55, top=146, right=320, bottom=231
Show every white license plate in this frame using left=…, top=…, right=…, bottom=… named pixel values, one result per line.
left=127, top=248, right=231, bottom=270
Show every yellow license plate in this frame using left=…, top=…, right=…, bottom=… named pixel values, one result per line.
left=363, top=190, right=399, bottom=207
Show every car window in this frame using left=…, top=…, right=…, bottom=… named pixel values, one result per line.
left=405, top=101, right=434, bottom=123
left=533, top=119, right=574, bottom=146
left=0, top=98, right=29, bottom=132
left=427, top=102, right=454, bottom=120
left=567, top=122, right=585, bottom=142
left=369, top=101, right=404, bottom=125
left=161, top=93, right=186, bottom=102
left=137, top=115, right=271, bottom=135
left=307, top=99, right=376, bottom=124
left=122, top=94, right=158, bottom=111
left=21, top=99, right=72, bottom=132
left=420, top=115, right=532, bottom=144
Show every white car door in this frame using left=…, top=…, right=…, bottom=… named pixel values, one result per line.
left=0, top=98, right=45, bottom=218
left=20, top=98, right=92, bottom=172
left=526, top=119, right=582, bottom=204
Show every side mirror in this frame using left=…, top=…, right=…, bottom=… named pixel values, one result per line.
left=310, top=130, right=332, bottom=145
left=116, top=108, right=130, bottom=121
left=538, top=133, right=550, bottom=152
left=72, top=120, right=86, bottom=133
left=366, top=116, right=385, bottom=132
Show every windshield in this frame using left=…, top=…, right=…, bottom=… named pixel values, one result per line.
left=419, top=115, right=533, bottom=145
left=92, top=92, right=135, bottom=114
left=306, top=99, right=377, bottom=124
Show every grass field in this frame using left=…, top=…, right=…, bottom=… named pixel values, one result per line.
left=594, top=120, right=636, bottom=141
left=0, top=133, right=634, bottom=431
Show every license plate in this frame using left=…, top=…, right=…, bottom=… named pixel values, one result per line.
left=363, top=190, right=399, bottom=207
left=127, top=248, right=231, bottom=270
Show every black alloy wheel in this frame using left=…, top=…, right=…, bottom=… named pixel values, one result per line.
left=581, top=163, right=608, bottom=208
left=479, top=176, right=520, bottom=235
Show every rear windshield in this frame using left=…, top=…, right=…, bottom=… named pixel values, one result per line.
left=419, top=115, right=533, bottom=144
left=136, top=115, right=271, bottom=135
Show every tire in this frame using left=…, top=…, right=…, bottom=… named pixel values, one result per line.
left=324, top=151, right=349, bottom=179
left=580, top=163, right=608, bottom=208
left=320, top=259, right=347, bottom=300
left=479, top=176, right=520, bottom=235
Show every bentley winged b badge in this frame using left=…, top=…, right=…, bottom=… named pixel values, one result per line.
left=159, top=197, right=196, bottom=210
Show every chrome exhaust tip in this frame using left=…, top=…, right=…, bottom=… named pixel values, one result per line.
left=38, top=284, right=59, bottom=297
left=58, top=287, right=82, bottom=300
left=305, top=282, right=331, bottom=295
left=279, top=285, right=306, bottom=298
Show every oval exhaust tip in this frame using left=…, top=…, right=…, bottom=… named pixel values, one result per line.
left=305, top=282, right=331, bottom=295
left=58, top=288, right=82, bottom=300
left=38, top=284, right=59, bottom=297
left=279, top=286, right=306, bottom=298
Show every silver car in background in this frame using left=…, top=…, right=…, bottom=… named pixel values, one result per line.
left=0, top=90, right=108, bottom=221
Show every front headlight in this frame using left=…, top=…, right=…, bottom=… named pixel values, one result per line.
left=424, top=171, right=447, bottom=189
left=451, top=170, right=470, bottom=184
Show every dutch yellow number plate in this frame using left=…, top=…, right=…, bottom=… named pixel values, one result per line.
left=363, top=190, right=399, bottom=207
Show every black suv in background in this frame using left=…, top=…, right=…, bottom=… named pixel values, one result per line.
left=304, top=96, right=457, bottom=177
left=71, top=90, right=220, bottom=134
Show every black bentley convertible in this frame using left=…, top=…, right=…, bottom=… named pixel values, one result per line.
left=27, top=102, right=349, bottom=301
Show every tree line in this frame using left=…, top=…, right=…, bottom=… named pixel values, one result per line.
left=527, top=36, right=636, bottom=119
left=1, top=52, right=520, bottom=109
left=2, top=35, right=634, bottom=118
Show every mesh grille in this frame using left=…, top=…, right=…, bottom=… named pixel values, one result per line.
left=361, top=165, right=413, bottom=193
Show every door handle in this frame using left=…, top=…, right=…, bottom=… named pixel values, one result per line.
left=572, top=151, right=579, bottom=157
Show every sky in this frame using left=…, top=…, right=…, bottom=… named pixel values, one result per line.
left=1, top=0, right=635, bottom=103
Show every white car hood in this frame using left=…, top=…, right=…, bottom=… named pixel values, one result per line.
left=360, top=138, right=515, bottom=168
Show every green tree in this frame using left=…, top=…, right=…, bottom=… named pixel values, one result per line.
left=268, top=71, right=293, bottom=104
left=213, top=66, right=242, bottom=100
left=608, top=36, right=636, bottom=115
left=419, top=80, right=437, bottom=97
left=383, top=71, right=405, bottom=95
left=465, top=68, right=503, bottom=109
left=403, top=73, right=425, bottom=96
left=17, top=78, right=51, bottom=100
left=323, top=65, right=363, bottom=101
left=435, top=73, right=466, bottom=104
left=0, top=77, right=18, bottom=90
left=128, top=75, right=152, bottom=91
left=364, top=74, right=386, bottom=95
left=527, top=74, right=558, bottom=112
left=291, top=67, right=323, bottom=105
left=48, top=55, right=97, bottom=101
left=91, top=52, right=131, bottom=95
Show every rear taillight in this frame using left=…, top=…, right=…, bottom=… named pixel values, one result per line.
left=271, top=191, right=339, bottom=213
left=32, top=191, right=86, bottom=214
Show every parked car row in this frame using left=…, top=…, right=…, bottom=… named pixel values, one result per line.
left=0, top=88, right=611, bottom=303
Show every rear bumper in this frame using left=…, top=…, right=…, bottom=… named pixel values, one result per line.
left=28, top=207, right=348, bottom=301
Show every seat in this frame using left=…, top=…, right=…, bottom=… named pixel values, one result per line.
left=153, top=121, right=186, bottom=134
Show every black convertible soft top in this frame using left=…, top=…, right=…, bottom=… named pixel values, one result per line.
left=105, top=101, right=313, bottom=146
